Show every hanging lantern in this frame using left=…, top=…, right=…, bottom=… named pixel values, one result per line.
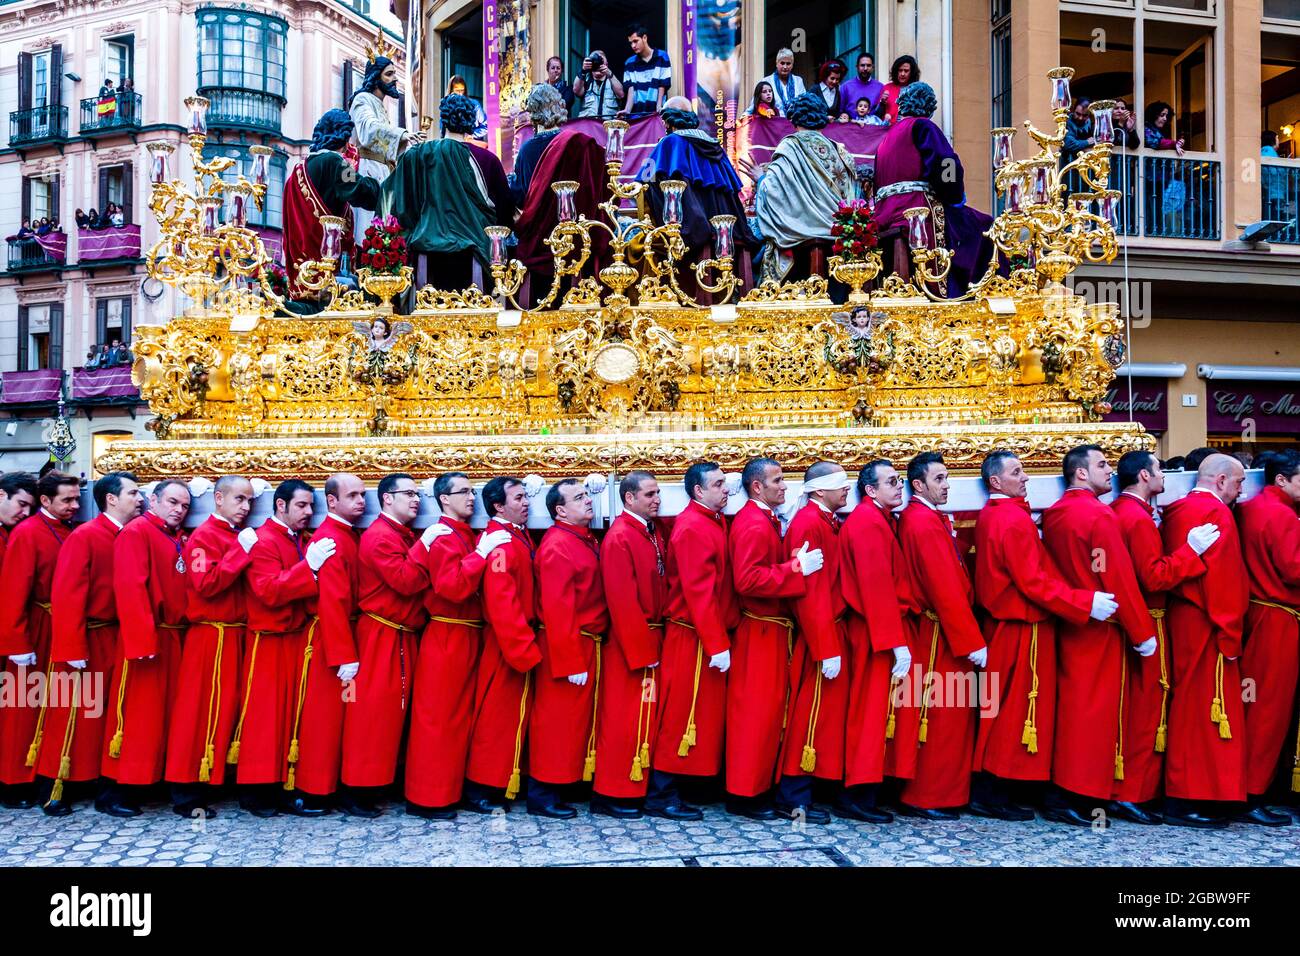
left=46, top=399, right=76, bottom=464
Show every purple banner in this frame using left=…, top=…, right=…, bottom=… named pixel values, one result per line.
left=736, top=115, right=888, bottom=173
left=78, top=225, right=141, bottom=261
left=6, top=231, right=67, bottom=262
left=681, top=0, right=696, bottom=112
left=483, top=0, right=499, bottom=156
left=71, top=365, right=136, bottom=401
left=1207, top=382, right=1300, bottom=435
left=1, top=369, right=62, bottom=405
left=1102, top=376, right=1169, bottom=432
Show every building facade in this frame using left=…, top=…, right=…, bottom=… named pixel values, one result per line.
left=0, top=0, right=401, bottom=479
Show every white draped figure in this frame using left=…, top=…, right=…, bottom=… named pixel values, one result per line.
left=348, top=51, right=422, bottom=242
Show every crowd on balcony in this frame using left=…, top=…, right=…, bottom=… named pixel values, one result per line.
left=75, top=205, right=126, bottom=231
left=82, top=338, right=133, bottom=370
left=93, top=78, right=137, bottom=124
left=12, top=218, right=63, bottom=238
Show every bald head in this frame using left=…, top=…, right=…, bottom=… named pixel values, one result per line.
left=664, top=95, right=693, bottom=111
left=325, top=473, right=367, bottom=523
left=1196, top=453, right=1245, bottom=505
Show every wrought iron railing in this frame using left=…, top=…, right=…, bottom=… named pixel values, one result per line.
left=9, top=105, right=68, bottom=146
left=1141, top=153, right=1220, bottom=241
left=1261, top=160, right=1300, bottom=245
left=6, top=237, right=65, bottom=271
left=80, top=92, right=143, bottom=133
left=199, top=87, right=283, bottom=134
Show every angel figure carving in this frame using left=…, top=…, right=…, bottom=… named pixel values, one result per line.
left=349, top=315, right=417, bottom=396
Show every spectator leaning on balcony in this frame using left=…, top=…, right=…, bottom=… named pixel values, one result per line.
left=1110, top=98, right=1141, bottom=149
left=879, top=55, right=920, bottom=125
left=1144, top=101, right=1184, bottom=156
left=84, top=347, right=101, bottom=371
left=99, top=78, right=115, bottom=98
left=16, top=220, right=33, bottom=239
left=574, top=50, right=624, bottom=120
left=762, top=48, right=807, bottom=118
left=1061, top=97, right=1094, bottom=166
left=748, top=80, right=777, bottom=119
left=811, top=60, right=848, bottom=122
left=75, top=209, right=89, bottom=229
left=622, top=24, right=671, bottom=117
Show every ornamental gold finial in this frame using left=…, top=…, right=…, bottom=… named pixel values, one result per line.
left=365, top=25, right=399, bottom=65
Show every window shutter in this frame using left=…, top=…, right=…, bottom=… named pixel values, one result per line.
left=398, top=92, right=407, bottom=129
left=16, top=306, right=29, bottom=372
left=98, top=166, right=109, bottom=211
left=49, top=45, right=62, bottom=109
left=342, top=58, right=354, bottom=108
left=122, top=162, right=134, bottom=225
left=18, top=52, right=33, bottom=111
left=49, top=304, right=63, bottom=371
left=50, top=176, right=59, bottom=225
left=21, top=178, right=31, bottom=222
left=96, top=299, right=108, bottom=346
left=121, top=298, right=132, bottom=344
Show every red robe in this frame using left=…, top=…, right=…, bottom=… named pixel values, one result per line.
left=406, top=517, right=487, bottom=808
left=531, top=522, right=609, bottom=785
left=165, top=516, right=252, bottom=786
left=654, top=500, right=739, bottom=777
left=727, top=501, right=805, bottom=797
left=0, top=512, right=71, bottom=785
left=594, top=512, right=668, bottom=798
left=1040, top=489, right=1155, bottom=801
left=103, top=511, right=189, bottom=785
left=839, top=501, right=917, bottom=786
left=346, top=514, right=427, bottom=787
left=293, top=514, right=359, bottom=796
left=896, top=500, right=985, bottom=808
left=234, top=520, right=318, bottom=785
left=1160, top=489, right=1249, bottom=802
left=1237, top=486, right=1300, bottom=797
left=466, top=520, right=542, bottom=795
left=972, top=496, right=1093, bottom=782
left=1110, top=492, right=1204, bottom=803
left=41, top=515, right=121, bottom=784
left=780, top=503, right=848, bottom=783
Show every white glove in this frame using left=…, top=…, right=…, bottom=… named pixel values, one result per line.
left=891, top=645, right=912, bottom=680
left=1134, top=637, right=1157, bottom=658
left=475, top=529, right=513, bottom=558
left=68, top=660, right=87, bottom=670
left=968, top=647, right=988, bottom=668
left=1090, top=591, right=1118, bottom=622
left=337, top=662, right=359, bottom=682
left=793, top=541, right=824, bottom=576
left=709, top=650, right=731, bottom=673
left=821, top=656, right=841, bottom=680
left=8, top=653, right=36, bottom=667
left=567, top=672, right=589, bottom=686
left=647, top=661, right=660, bottom=669
left=420, top=523, right=454, bottom=549
left=305, top=537, right=336, bottom=572
left=237, top=527, right=258, bottom=553
left=1186, top=523, right=1220, bottom=556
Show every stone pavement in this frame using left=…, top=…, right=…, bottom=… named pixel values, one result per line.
left=2, top=797, right=1298, bottom=866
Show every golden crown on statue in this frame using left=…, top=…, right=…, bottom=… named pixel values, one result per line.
left=365, top=25, right=400, bottom=65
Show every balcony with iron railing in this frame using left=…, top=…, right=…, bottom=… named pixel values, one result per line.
left=1262, top=160, right=1300, bottom=246
left=8, top=104, right=69, bottom=147
left=80, top=92, right=142, bottom=135
left=5, top=235, right=67, bottom=273
left=1061, top=148, right=1223, bottom=243
left=198, top=87, right=284, bottom=135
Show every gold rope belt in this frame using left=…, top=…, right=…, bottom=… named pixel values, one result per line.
left=429, top=615, right=485, bottom=628
left=1211, top=653, right=1232, bottom=740
left=741, top=610, right=796, bottom=756
left=23, top=597, right=57, bottom=764
left=582, top=633, right=604, bottom=782
left=228, top=628, right=283, bottom=765
left=195, top=621, right=243, bottom=782
left=628, top=621, right=664, bottom=781
left=669, top=619, right=704, bottom=758
left=917, top=610, right=942, bottom=745
left=363, top=610, right=419, bottom=633
left=47, top=670, right=82, bottom=805
left=1021, top=621, right=1041, bottom=754
left=1150, top=609, right=1170, bottom=754
left=506, top=672, right=532, bottom=800
left=35, top=601, right=51, bottom=612
left=1115, top=638, right=1127, bottom=781
left=285, top=616, right=321, bottom=791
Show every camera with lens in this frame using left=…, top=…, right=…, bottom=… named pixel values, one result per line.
left=587, top=51, right=604, bottom=73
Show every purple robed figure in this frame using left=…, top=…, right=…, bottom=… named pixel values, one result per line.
left=873, top=82, right=996, bottom=297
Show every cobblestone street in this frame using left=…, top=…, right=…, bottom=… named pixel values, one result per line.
left=2, top=798, right=1299, bottom=867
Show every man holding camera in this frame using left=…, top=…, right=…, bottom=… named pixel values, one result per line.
left=573, top=50, right=623, bottom=120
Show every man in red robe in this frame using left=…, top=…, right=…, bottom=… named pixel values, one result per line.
left=1039, top=446, right=1155, bottom=828
left=405, top=473, right=511, bottom=819
left=39, top=472, right=137, bottom=815
left=838, top=460, right=914, bottom=822
left=1236, top=449, right=1300, bottom=826
left=165, top=476, right=256, bottom=818
left=0, top=470, right=77, bottom=809
left=0, top=472, right=35, bottom=561
left=727, top=458, right=817, bottom=818
left=1160, top=453, right=1250, bottom=828
left=896, top=453, right=987, bottom=818
left=464, top=476, right=542, bottom=811
left=594, top=471, right=694, bottom=819
left=528, top=478, right=610, bottom=818
left=97, top=479, right=192, bottom=816
left=344, top=473, right=429, bottom=815
left=972, top=451, right=1108, bottom=819
left=288, top=473, right=366, bottom=814
left=1110, top=450, right=1214, bottom=822
left=776, top=462, right=852, bottom=824
left=650, top=461, right=738, bottom=817
left=232, top=480, right=334, bottom=817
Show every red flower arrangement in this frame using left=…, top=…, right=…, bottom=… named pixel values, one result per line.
left=262, top=262, right=289, bottom=299
left=357, top=215, right=408, bottom=275
left=830, top=198, right=879, bottom=261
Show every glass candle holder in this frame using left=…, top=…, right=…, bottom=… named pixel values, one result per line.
left=710, top=215, right=735, bottom=258
left=904, top=207, right=930, bottom=250
left=991, top=128, right=1016, bottom=168
left=147, top=142, right=175, bottom=185
left=486, top=225, right=511, bottom=265
left=320, top=216, right=346, bottom=261
left=660, top=180, right=686, bottom=225
left=603, top=120, right=627, bottom=165
left=229, top=183, right=253, bottom=228
left=249, top=145, right=273, bottom=189
left=184, top=95, right=209, bottom=136
left=197, top=196, right=222, bottom=236
left=1048, top=68, right=1074, bottom=113
left=551, top=181, right=579, bottom=223
left=1006, top=175, right=1024, bottom=213
left=1089, top=100, right=1115, bottom=145
left=1029, top=162, right=1051, bottom=206
left=1099, top=190, right=1121, bottom=227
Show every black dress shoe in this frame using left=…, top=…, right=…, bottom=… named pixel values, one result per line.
left=1107, top=801, right=1162, bottom=825
left=460, top=795, right=507, bottom=815
left=897, top=804, right=960, bottom=821
left=1042, top=805, right=1103, bottom=828
left=42, top=799, right=73, bottom=817
left=173, top=801, right=218, bottom=820
left=1231, top=805, right=1292, bottom=827
left=831, top=801, right=894, bottom=824
left=2, top=796, right=35, bottom=810
left=527, top=802, right=578, bottom=819
left=643, top=800, right=703, bottom=822
left=336, top=797, right=379, bottom=818
left=590, top=799, right=642, bottom=820
left=94, top=797, right=141, bottom=818
left=967, top=800, right=1035, bottom=822
left=774, top=803, right=831, bottom=824
left=726, top=800, right=777, bottom=821
left=1164, top=808, right=1228, bottom=829
left=284, top=795, right=331, bottom=817
left=239, top=798, right=279, bottom=818
left=405, top=801, right=457, bottom=821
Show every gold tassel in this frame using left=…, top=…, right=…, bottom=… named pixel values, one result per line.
left=198, top=754, right=211, bottom=784
left=1210, top=697, right=1223, bottom=725
left=285, top=766, right=296, bottom=791
left=629, top=755, right=644, bottom=782
left=1026, top=726, right=1038, bottom=755
left=1291, top=763, right=1300, bottom=793
left=108, top=730, right=123, bottom=759
left=1155, top=725, right=1167, bottom=754
left=505, top=769, right=521, bottom=800
left=288, top=740, right=300, bottom=764
left=582, top=751, right=596, bottom=782
left=800, top=744, right=817, bottom=773
left=640, top=742, right=650, bottom=768
left=677, top=726, right=693, bottom=757
left=225, top=740, right=240, bottom=765
left=1219, top=716, right=1232, bottom=740
left=885, top=712, right=896, bottom=740
left=58, top=755, right=70, bottom=780
left=25, top=735, right=41, bottom=768
left=918, top=717, right=929, bottom=745
left=49, top=778, right=63, bottom=803
left=1114, top=751, right=1125, bottom=781
left=1021, top=720, right=1034, bottom=747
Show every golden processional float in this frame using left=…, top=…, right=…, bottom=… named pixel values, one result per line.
left=97, top=69, right=1152, bottom=483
